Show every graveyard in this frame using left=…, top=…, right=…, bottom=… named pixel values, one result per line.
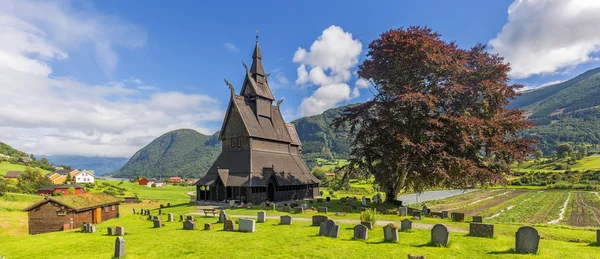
left=1, top=191, right=599, bottom=258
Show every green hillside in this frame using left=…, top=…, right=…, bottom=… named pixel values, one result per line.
left=113, top=129, right=221, bottom=178
left=0, top=142, right=27, bottom=158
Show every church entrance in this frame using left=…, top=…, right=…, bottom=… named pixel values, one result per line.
left=226, top=186, right=233, bottom=200
left=267, top=182, right=275, bottom=201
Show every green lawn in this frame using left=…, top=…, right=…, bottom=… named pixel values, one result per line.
left=0, top=162, right=49, bottom=176
left=1, top=200, right=599, bottom=258
left=91, top=179, right=195, bottom=202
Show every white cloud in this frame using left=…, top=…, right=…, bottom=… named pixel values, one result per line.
left=224, top=42, right=239, bottom=53
left=490, top=0, right=600, bottom=79
left=0, top=0, right=224, bottom=157
left=294, top=25, right=363, bottom=116
left=351, top=78, right=370, bottom=98
left=519, top=80, right=566, bottom=92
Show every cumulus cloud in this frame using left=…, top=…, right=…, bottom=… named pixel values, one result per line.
left=294, top=25, right=363, bottom=116
left=224, top=42, right=239, bottom=53
left=490, top=0, right=600, bottom=79
left=0, top=0, right=224, bottom=157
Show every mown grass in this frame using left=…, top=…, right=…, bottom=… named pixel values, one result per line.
left=1, top=201, right=599, bottom=258
left=0, top=162, right=49, bottom=176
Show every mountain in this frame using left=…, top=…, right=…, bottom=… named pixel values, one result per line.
left=510, top=67, right=600, bottom=153
left=113, top=129, right=221, bottom=178
left=40, top=156, right=129, bottom=176
left=291, top=105, right=354, bottom=168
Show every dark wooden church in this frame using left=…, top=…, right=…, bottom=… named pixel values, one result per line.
left=195, top=39, right=320, bottom=203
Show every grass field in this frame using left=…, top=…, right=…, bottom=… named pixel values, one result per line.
left=91, top=179, right=195, bottom=202
left=1, top=198, right=599, bottom=258
left=514, top=155, right=600, bottom=172
left=0, top=162, right=49, bottom=176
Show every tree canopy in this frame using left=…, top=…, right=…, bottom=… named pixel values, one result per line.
left=334, top=26, right=536, bottom=202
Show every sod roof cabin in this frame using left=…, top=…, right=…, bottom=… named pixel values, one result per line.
left=23, top=194, right=120, bottom=235
left=3, top=171, right=22, bottom=181
left=195, top=40, right=320, bottom=203
left=38, top=184, right=85, bottom=196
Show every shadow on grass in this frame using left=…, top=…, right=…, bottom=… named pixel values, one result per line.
left=412, top=241, right=451, bottom=248
left=487, top=248, right=518, bottom=255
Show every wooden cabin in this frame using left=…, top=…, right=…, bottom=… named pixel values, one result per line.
left=23, top=194, right=120, bottom=235
left=38, top=184, right=85, bottom=196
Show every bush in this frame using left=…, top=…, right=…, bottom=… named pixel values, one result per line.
left=360, top=209, right=378, bottom=224
left=319, top=190, right=324, bottom=196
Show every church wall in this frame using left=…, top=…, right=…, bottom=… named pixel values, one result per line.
left=251, top=139, right=288, bottom=153
left=256, top=98, right=271, bottom=118
left=222, top=105, right=248, bottom=139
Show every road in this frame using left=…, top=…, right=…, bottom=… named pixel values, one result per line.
left=397, top=189, right=475, bottom=205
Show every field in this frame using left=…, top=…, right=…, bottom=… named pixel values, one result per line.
left=0, top=162, right=49, bottom=176
left=91, top=179, right=194, bottom=202
left=1, top=198, right=600, bottom=258
left=514, top=155, right=600, bottom=172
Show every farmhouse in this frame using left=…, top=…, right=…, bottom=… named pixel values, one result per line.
left=138, top=177, right=150, bottom=185
left=23, top=193, right=120, bottom=235
left=152, top=180, right=165, bottom=188
left=168, top=177, right=182, bottom=184
left=38, top=184, right=85, bottom=196
left=3, top=171, right=22, bottom=181
left=73, top=170, right=95, bottom=184
left=195, top=40, right=320, bottom=203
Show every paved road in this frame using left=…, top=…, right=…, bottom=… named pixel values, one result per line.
left=398, top=189, right=475, bottom=206
left=191, top=214, right=468, bottom=233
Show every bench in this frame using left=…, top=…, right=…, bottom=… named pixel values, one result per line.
left=202, top=208, right=218, bottom=217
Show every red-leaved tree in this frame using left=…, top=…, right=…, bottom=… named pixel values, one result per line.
left=334, top=26, right=536, bottom=202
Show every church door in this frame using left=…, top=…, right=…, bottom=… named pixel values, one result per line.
left=267, top=182, right=275, bottom=201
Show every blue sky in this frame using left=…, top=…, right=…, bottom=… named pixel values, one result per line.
left=2, top=0, right=600, bottom=157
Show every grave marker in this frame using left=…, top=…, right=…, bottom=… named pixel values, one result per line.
left=472, top=216, right=483, bottom=223
left=431, top=224, right=450, bottom=246
left=408, top=255, right=425, bottom=259
left=239, top=219, right=256, bottom=232
left=597, top=229, right=600, bottom=246
left=515, top=226, right=540, bottom=254
left=153, top=218, right=162, bottom=228
left=107, top=227, right=115, bottom=236
left=219, top=210, right=228, bottom=223
left=114, top=236, right=125, bottom=258
left=183, top=220, right=196, bottom=230
left=186, top=215, right=194, bottom=222
left=383, top=224, right=399, bottom=242
left=430, top=212, right=443, bottom=218
left=116, top=226, right=125, bottom=236
left=204, top=223, right=212, bottom=230
left=223, top=220, right=236, bottom=231
left=180, top=215, right=184, bottom=221
left=442, top=211, right=449, bottom=219
left=293, top=207, right=304, bottom=213
left=168, top=213, right=174, bottom=222
left=362, top=196, right=367, bottom=206
left=280, top=215, right=293, bottom=225
left=317, top=207, right=328, bottom=213
left=399, top=207, right=408, bottom=216
left=401, top=219, right=412, bottom=232
left=342, top=206, right=352, bottom=213
left=469, top=223, right=494, bottom=238
left=312, top=215, right=328, bottom=226
left=318, top=220, right=340, bottom=238
left=326, top=197, right=331, bottom=202
left=158, top=209, right=162, bottom=215
left=451, top=212, right=465, bottom=222
left=89, top=225, right=96, bottom=233
left=412, top=211, right=422, bottom=220
left=257, top=211, right=266, bottom=223
left=132, top=209, right=136, bottom=214
left=353, top=224, right=368, bottom=240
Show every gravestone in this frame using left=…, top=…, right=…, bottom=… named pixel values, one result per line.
left=442, top=211, right=449, bottom=219
left=362, top=196, right=367, bottom=206
left=472, top=216, right=483, bottom=223
left=168, top=213, right=174, bottom=222
left=239, top=219, right=256, bottom=232
left=82, top=223, right=88, bottom=232
left=342, top=206, right=352, bottom=213
left=116, top=226, right=125, bottom=236
left=281, top=205, right=291, bottom=212
left=107, top=227, right=115, bottom=236
left=271, top=204, right=276, bottom=210
left=153, top=219, right=162, bottom=228
left=401, top=219, right=412, bottom=232
left=293, top=207, right=304, bottom=213
left=515, top=226, right=540, bottom=254
left=431, top=224, right=450, bottom=246
left=160, top=204, right=164, bottom=208
left=179, top=215, right=184, bottom=221
left=312, top=215, right=328, bottom=226
left=132, top=209, right=136, bottom=214
left=229, top=200, right=235, bottom=207
left=223, top=220, right=236, bottom=231
left=114, top=236, right=125, bottom=258
left=219, top=210, right=228, bottom=223
left=116, top=213, right=120, bottom=219
left=87, top=223, right=93, bottom=233
left=183, top=220, right=196, bottom=230
left=399, top=207, right=408, bottom=216
left=383, top=224, right=399, bottom=242
left=318, top=220, right=340, bottom=238
left=326, top=197, right=331, bottom=202
left=167, top=202, right=171, bottom=207
left=158, top=209, right=162, bottom=215
left=408, top=255, right=425, bottom=259
left=204, top=223, right=212, bottom=230
left=451, top=212, right=465, bottom=222
left=469, top=223, right=494, bottom=237
left=372, top=195, right=379, bottom=204
left=317, top=207, right=328, bottom=213
left=147, top=214, right=152, bottom=220
left=153, top=216, right=159, bottom=221
left=412, top=211, right=422, bottom=220
left=89, top=225, right=96, bottom=233
left=257, top=211, right=266, bottom=223
left=353, top=224, right=368, bottom=240
left=186, top=215, right=194, bottom=222
left=259, top=202, right=266, bottom=209
left=280, top=215, right=292, bottom=225
left=430, top=212, right=443, bottom=218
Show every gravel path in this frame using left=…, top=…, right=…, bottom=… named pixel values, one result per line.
left=189, top=213, right=468, bottom=233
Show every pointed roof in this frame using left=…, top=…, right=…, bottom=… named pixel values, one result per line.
left=240, top=42, right=275, bottom=100
left=250, top=42, right=265, bottom=76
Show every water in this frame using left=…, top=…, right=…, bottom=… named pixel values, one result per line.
left=397, top=189, right=475, bottom=206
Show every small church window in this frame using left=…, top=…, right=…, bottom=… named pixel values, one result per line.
left=231, top=138, right=235, bottom=148
left=237, top=137, right=241, bottom=147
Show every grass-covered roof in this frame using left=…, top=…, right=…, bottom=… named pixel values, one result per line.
left=24, top=193, right=120, bottom=212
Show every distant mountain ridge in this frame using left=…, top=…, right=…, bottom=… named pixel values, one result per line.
left=41, top=155, right=129, bottom=176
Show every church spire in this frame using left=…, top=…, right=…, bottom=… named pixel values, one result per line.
left=250, top=31, right=265, bottom=76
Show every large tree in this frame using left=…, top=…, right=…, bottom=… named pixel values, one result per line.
left=334, top=27, right=536, bottom=202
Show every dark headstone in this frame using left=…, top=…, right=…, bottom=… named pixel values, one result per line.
left=312, top=215, right=328, bottom=226
left=431, top=224, right=450, bottom=246
left=257, top=211, right=266, bottom=223
left=114, top=236, right=125, bottom=258
left=342, top=206, right=352, bottom=213
left=451, top=212, right=465, bottom=222
left=82, top=223, right=88, bottom=232
left=158, top=209, right=162, bottom=215
left=353, top=224, right=368, bottom=240
left=326, top=197, right=331, bottom=202
left=597, top=229, right=600, bottom=246
left=398, top=207, right=408, bottom=216
left=153, top=219, right=162, bottom=228
left=515, top=226, right=540, bottom=254
left=293, top=207, right=304, bottom=213
left=218, top=210, right=228, bottom=223
left=383, top=224, right=399, bottom=242
left=408, top=255, right=426, bottom=259
left=132, top=209, right=136, bottom=214
left=442, top=211, right=449, bottom=219
left=180, top=215, right=184, bottom=221
left=412, top=211, right=422, bottom=220
left=116, top=226, right=125, bottom=236
left=430, top=212, right=443, bottom=218
left=167, top=202, right=171, bottom=207
left=183, top=220, right=196, bottom=230
left=107, top=227, right=115, bottom=236
left=186, top=215, right=194, bottom=222
left=472, top=216, right=483, bottom=223
left=204, top=223, right=212, bottom=230
left=223, top=220, right=236, bottom=231
left=160, top=204, right=164, bottom=208
left=318, top=220, right=340, bottom=238
left=317, top=207, right=328, bottom=213
left=317, top=198, right=323, bottom=203
left=469, top=222, right=494, bottom=237
left=401, top=219, right=412, bottom=232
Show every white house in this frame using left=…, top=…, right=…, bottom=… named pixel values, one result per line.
left=74, top=170, right=95, bottom=184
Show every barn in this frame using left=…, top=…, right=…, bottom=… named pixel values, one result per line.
left=38, top=184, right=85, bottom=196
left=23, top=194, right=120, bottom=235
left=138, top=177, right=150, bottom=185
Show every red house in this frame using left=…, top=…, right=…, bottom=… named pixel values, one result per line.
left=38, top=185, right=85, bottom=196
left=138, top=177, right=149, bottom=185
left=168, top=177, right=182, bottom=184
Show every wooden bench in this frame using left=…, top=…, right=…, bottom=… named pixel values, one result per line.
left=202, top=208, right=217, bottom=217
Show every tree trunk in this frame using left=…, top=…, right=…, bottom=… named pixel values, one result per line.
left=385, top=170, right=409, bottom=203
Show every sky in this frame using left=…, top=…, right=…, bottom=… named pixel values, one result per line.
left=2, top=0, right=600, bottom=158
